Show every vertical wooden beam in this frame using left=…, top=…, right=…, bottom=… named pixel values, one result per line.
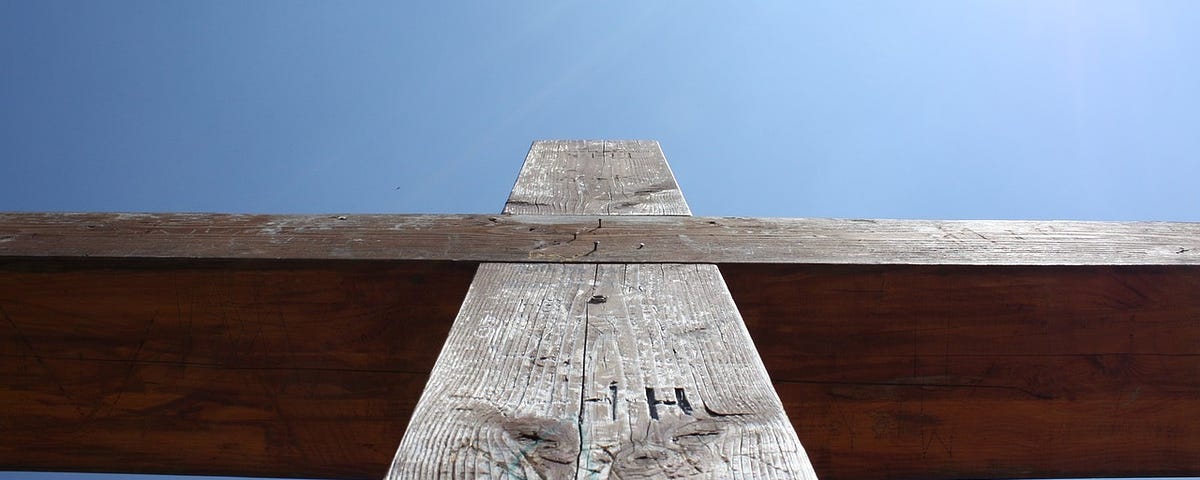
left=504, top=140, right=692, bottom=216
left=388, top=141, right=816, bottom=478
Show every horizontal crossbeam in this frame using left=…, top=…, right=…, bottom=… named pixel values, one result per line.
left=3, top=212, right=1197, bottom=265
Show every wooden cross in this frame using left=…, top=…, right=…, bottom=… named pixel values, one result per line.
left=389, top=140, right=815, bottom=478
left=1, top=140, right=1198, bottom=479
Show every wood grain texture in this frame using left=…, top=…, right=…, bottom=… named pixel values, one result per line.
left=504, top=140, right=691, bottom=215
left=0, top=258, right=475, bottom=479
left=724, top=263, right=1200, bottom=480
left=392, top=139, right=814, bottom=478
left=389, top=263, right=815, bottom=479
left=4, top=212, right=1197, bottom=265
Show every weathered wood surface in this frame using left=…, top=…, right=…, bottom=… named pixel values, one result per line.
left=0, top=258, right=475, bottom=479
left=4, top=212, right=1198, bottom=265
left=504, top=140, right=691, bottom=215
left=390, top=263, right=814, bottom=479
left=724, top=263, right=1200, bottom=480
left=390, top=139, right=814, bottom=478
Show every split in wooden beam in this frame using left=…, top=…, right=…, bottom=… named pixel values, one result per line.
left=4, top=213, right=1197, bottom=265
left=388, top=140, right=818, bottom=478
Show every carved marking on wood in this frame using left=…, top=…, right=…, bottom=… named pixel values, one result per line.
left=388, top=263, right=816, bottom=478
left=390, top=140, right=815, bottom=478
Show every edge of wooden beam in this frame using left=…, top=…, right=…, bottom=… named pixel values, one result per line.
left=2, top=212, right=1198, bottom=265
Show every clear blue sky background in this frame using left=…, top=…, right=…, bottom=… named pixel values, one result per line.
left=2, top=1, right=1199, bottom=479
left=3, top=1, right=1199, bottom=221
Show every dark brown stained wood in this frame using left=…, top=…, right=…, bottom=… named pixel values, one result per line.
left=0, top=258, right=475, bottom=479
left=389, top=263, right=815, bottom=479
left=4, top=212, right=1198, bottom=265
left=5, top=259, right=1197, bottom=479
left=723, top=263, right=1200, bottom=480
left=391, top=139, right=814, bottom=478
left=504, top=140, right=692, bottom=215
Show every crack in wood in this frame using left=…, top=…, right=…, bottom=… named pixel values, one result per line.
left=389, top=141, right=815, bottom=479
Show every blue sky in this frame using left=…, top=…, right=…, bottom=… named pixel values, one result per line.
left=2, top=1, right=1200, bottom=479
left=3, top=1, right=1199, bottom=221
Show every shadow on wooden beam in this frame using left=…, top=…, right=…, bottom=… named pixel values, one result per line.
left=0, top=258, right=475, bottom=480
left=1, top=258, right=1197, bottom=479
left=726, top=263, right=1200, bottom=480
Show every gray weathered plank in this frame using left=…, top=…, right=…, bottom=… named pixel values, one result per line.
left=389, top=139, right=814, bottom=478
left=4, top=212, right=1198, bottom=265
left=504, top=140, right=691, bottom=215
left=388, top=263, right=816, bottom=479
